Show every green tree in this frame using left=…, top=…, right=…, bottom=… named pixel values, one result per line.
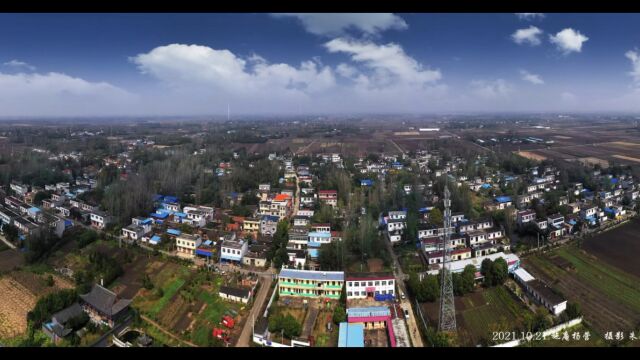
left=2, top=223, right=19, bottom=243
left=333, top=305, right=346, bottom=324
left=481, top=258, right=495, bottom=287
left=492, top=258, right=508, bottom=285
left=565, top=302, right=581, bottom=319
left=429, top=208, right=443, bottom=225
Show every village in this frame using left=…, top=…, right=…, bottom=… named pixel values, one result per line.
left=1, top=118, right=640, bottom=348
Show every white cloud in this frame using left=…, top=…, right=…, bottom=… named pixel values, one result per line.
left=324, top=38, right=441, bottom=87
left=515, top=13, right=545, bottom=20
left=128, top=41, right=452, bottom=114
left=131, top=43, right=335, bottom=97
left=0, top=71, right=135, bottom=116
left=626, top=50, right=640, bottom=85
left=549, top=28, right=589, bottom=54
left=520, top=70, right=544, bottom=85
left=511, top=26, right=543, bottom=46
left=270, top=13, right=407, bottom=36
left=3, top=59, right=36, bottom=71
left=470, top=79, right=513, bottom=99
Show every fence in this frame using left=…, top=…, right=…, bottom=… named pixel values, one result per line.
left=492, top=317, right=583, bottom=347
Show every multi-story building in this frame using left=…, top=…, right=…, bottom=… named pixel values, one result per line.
left=220, top=236, right=248, bottom=264
left=278, top=268, right=344, bottom=299
left=345, top=273, right=395, bottom=299
left=318, top=190, right=338, bottom=207
left=260, top=215, right=279, bottom=236
left=90, top=211, right=112, bottom=230
left=175, top=234, right=202, bottom=259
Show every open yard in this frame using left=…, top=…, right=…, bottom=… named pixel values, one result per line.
left=420, top=285, right=532, bottom=346
left=524, top=244, right=640, bottom=336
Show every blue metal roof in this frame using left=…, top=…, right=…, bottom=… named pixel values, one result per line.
left=347, top=306, right=391, bottom=318
left=308, top=231, right=330, bottom=238
left=29, top=207, right=41, bottom=213
left=279, top=268, right=344, bottom=281
left=495, top=196, right=512, bottom=203
left=261, top=215, right=280, bottom=222
left=163, top=195, right=178, bottom=203
left=167, top=229, right=181, bottom=236
left=308, top=249, right=319, bottom=258
left=307, top=241, right=323, bottom=248
left=338, top=323, right=364, bottom=348
left=481, top=183, right=492, bottom=189
left=151, top=212, right=169, bottom=219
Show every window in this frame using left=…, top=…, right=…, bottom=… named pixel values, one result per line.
left=353, top=282, right=359, bottom=287
left=389, top=290, right=393, bottom=295
left=375, top=281, right=380, bottom=286
left=368, top=281, right=373, bottom=286
left=347, top=291, right=352, bottom=297
left=382, top=290, right=386, bottom=295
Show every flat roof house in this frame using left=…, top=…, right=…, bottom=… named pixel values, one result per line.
left=220, top=238, right=248, bottom=264
left=345, top=272, right=395, bottom=300
left=175, top=233, right=202, bottom=259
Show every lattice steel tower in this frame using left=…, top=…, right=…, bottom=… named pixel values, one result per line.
left=438, top=182, right=457, bottom=332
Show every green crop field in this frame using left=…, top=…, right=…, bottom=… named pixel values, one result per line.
left=525, top=244, right=640, bottom=336
left=458, top=285, right=531, bottom=346
left=529, top=246, right=640, bottom=313
left=148, top=278, right=186, bottom=316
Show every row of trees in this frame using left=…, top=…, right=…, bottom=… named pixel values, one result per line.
left=408, top=258, right=509, bottom=302
left=267, top=221, right=290, bottom=269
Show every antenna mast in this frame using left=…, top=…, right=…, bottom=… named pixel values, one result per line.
left=438, top=179, right=457, bottom=333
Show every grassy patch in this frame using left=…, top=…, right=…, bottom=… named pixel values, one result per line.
left=521, top=323, right=607, bottom=347
left=556, top=246, right=640, bottom=313
left=149, top=278, right=186, bottom=317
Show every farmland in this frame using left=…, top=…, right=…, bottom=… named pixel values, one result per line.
left=582, top=219, right=640, bottom=277
left=133, top=260, right=246, bottom=347
left=0, top=270, right=74, bottom=340
left=524, top=244, right=640, bottom=336
left=420, top=285, right=533, bottom=346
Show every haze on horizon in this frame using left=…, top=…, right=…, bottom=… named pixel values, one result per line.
left=2, top=13, right=640, bottom=117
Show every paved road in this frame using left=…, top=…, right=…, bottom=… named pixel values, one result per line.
left=235, top=274, right=273, bottom=347
left=384, top=239, right=423, bottom=347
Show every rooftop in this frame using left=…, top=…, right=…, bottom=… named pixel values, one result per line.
left=279, top=268, right=344, bottom=282
left=527, top=279, right=565, bottom=306
left=80, top=284, right=131, bottom=317
left=338, top=322, right=364, bottom=348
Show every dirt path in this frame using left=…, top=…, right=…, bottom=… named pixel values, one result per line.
left=141, top=314, right=197, bottom=347
left=235, top=274, right=273, bottom=347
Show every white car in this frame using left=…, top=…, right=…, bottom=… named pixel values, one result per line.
left=400, top=291, right=406, bottom=300
left=404, top=309, right=410, bottom=319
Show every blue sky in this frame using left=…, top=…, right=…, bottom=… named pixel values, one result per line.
left=1, top=13, right=639, bottom=116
